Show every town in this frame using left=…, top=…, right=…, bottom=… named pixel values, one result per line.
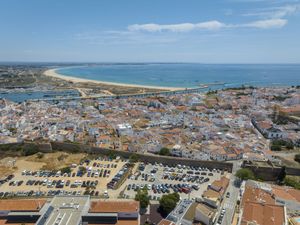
left=1, top=85, right=300, bottom=163
left=0, top=83, right=300, bottom=225
left=1, top=0, right=300, bottom=223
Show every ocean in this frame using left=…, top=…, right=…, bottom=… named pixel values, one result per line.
left=57, top=63, right=300, bottom=89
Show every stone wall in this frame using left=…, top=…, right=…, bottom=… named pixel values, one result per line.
left=243, top=161, right=300, bottom=181
left=50, top=142, right=234, bottom=172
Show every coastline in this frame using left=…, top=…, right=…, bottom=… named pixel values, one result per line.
left=43, top=68, right=184, bottom=91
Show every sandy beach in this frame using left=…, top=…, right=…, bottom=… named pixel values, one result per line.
left=43, top=68, right=184, bottom=91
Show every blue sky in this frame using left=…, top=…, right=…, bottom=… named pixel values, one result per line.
left=0, top=0, right=299, bottom=63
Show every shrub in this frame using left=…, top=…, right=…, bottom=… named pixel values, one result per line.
left=271, top=144, right=281, bottom=151
left=295, top=154, right=300, bottom=164
left=129, top=154, right=139, bottom=163
left=235, top=168, right=255, bottom=180
left=78, top=166, right=87, bottom=175
left=271, top=139, right=294, bottom=151
left=284, top=177, right=300, bottom=190
left=57, top=154, right=67, bottom=161
left=159, top=147, right=170, bottom=156
left=36, top=153, right=44, bottom=159
left=285, top=142, right=294, bottom=150
left=60, top=166, right=71, bottom=174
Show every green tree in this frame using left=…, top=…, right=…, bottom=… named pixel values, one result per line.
left=135, top=188, right=150, bottom=209
left=285, top=142, right=294, bottom=150
left=271, top=144, right=281, bottom=151
left=271, top=139, right=294, bottom=151
left=129, top=154, right=139, bottom=163
left=159, top=147, right=170, bottom=156
left=60, top=166, right=71, bottom=174
left=78, top=166, right=87, bottom=175
left=235, top=168, right=255, bottom=180
left=284, top=177, right=300, bottom=190
left=295, top=154, right=300, bottom=163
left=159, top=193, right=180, bottom=215
left=107, top=150, right=117, bottom=160
left=277, top=166, right=286, bottom=184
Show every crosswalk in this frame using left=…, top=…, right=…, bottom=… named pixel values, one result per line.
left=223, top=202, right=235, bottom=210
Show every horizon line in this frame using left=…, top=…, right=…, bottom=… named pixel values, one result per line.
left=0, top=61, right=300, bottom=65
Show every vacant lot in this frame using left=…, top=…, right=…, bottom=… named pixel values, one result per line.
left=0, top=152, right=87, bottom=177
left=25, top=152, right=87, bottom=170
left=272, top=150, right=300, bottom=168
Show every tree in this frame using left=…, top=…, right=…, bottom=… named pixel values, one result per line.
left=271, top=144, right=281, bottom=151
left=60, top=166, right=71, bottom=174
left=129, top=154, right=139, bottom=163
left=271, top=139, right=294, bottom=151
left=284, top=177, right=300, bottom=190
left=159, top=147, right=170, bottom=156
left=295, top=154, right=300, bottom=163
left=78, top=166, right=87, bottom=175
left=135, top=188, right=150, bottom=209
left=277, top=166, right=286, bottom=184
left=159, top=193, right=180, bottom=216
left=107, top=150, right=117, bottom=160
left=235, top=168, right=255, bottom=180
left=285, top=142, right=294, bottom=150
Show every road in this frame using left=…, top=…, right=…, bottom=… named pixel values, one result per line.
left=29, top=86, right=208, bottom=102
left=215, top=160, right=242, bottom=225
left=220, top=176, right=240, bottom=225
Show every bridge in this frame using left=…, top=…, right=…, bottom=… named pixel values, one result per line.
left=28, top=87, right=208, bottom=102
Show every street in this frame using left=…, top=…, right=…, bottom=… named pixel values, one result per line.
left=215, top=160, right=242, bottom=225
left=221, top=176, right=240, bottom=225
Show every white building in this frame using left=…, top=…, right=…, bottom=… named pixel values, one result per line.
left=116, top=123, right=133, bottom=136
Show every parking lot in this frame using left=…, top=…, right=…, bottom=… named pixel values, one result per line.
left=118, top=162, right=225, bottom=201
left=0, top=154, right=229, bottom=201
left=0, top=156, right=127, bottom=198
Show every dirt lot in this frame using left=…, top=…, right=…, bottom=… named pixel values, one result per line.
left=0, top=153, right=127, bottom=198
left=272, top=150, right=300, bottom=168
left=0, top=152, right=87, bottom=177
left=25, top=152, right=87, bottom=170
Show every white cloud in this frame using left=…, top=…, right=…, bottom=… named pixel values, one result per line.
left=243, top=18, right=288, bottom=28
left=272, top=4, right=300, bottom=18
left=128, top=18, right=288, bottom=33
left=128, top=21, right=226, bottom=32
left=243, top=4, right=300, bottom=18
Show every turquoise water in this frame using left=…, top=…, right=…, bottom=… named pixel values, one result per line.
left=57, top=64, right=300, bottom=88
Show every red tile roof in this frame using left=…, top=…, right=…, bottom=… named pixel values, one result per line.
left=241, top=202, right=285, bottom=225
